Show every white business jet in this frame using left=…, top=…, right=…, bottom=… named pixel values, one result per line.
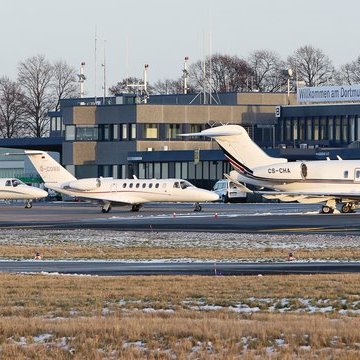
left=183, top=124, right=360, bottom=214
left=0, top=178, right=48, bottom=208
left=24, top=150, right=219, bottom=213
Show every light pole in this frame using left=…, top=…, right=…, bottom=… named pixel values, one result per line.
left=287, top=68, right=293, bottom=105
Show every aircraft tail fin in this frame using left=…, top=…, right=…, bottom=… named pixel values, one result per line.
left=189, top=125, right=287, bottom=173
left=25, top=150, right=76, bottom=185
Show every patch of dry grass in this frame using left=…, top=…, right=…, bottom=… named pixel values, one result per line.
left=0, top=274, right=360, bottom=358
left=1, top=244, right=360, bottom=261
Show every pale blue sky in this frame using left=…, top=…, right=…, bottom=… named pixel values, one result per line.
left=1, top=0, right=358, bottom=96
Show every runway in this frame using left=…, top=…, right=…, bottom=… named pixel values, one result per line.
left=1, top=260, right=360, bottom=276
left=0, top=201, right=359, bottom=234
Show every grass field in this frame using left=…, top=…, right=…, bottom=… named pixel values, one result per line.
left=1, top=244, right=360, bottom=261
left=1, top=230, right=359, bottom=359
left=0, top=273, right=360, bottom=359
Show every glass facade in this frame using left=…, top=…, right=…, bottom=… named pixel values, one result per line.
left=165, top=124, right=182, bottom=139
left=278, top=114, right=360, bottom=147
left=129, top=160, right=232, bottom=185
left=143, top=124, right=158, bottom=139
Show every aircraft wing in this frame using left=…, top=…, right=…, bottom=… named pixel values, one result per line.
left=96, top=193, right=150, bottom=205
left=223, top=172, right=360, bottom=204
left=72, top=193, right=150, bottom=206
left=258, top=191, right=360, bottom=204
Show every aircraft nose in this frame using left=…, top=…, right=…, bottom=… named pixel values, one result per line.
left=203, top=190, right=219, bottom=202
left=209, top=192, right=220, bottom=202
left=33, top=188, right=48, bottom=199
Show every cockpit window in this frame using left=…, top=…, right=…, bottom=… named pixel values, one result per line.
left=12, top=179, right=20, bottom=187
left=5, top=180, right=11, bottom=186
left=180, top=180, right=192, bottom=189
left=173, top=182, right=180, bottom=188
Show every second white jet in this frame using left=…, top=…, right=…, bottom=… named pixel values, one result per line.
left=25, top=150, right=218, bottom=213
left=184, top=124, right=360, bottom=214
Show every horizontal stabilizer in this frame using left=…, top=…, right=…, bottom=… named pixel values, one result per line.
left=179, top=128, right=243, bottom=138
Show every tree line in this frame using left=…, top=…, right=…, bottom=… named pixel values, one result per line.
left=0, top=55, right=78, bottom=138
left=110, top=45, right=360, bottom=96
left=2, top=45, right=360, bottom=138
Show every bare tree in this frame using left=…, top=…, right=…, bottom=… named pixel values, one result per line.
left=0, top=77, right=26, bottom=138
left=109, top=77, right=154, bottom=96
left=18, top=54, right=55, bottom=137
left=52, top=60, right=78, bottom=111
left=188, top=54, right=253, bottom=93
left=248, top=50, right=286, bottom=92
left=287, top=45, right=335, bottom=87
left=152, top=78, right=196, bottom=94
left=336, top=56, right=360, bottom=85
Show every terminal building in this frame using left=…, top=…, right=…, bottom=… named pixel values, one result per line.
left=49, top=92, right=295, bottom=188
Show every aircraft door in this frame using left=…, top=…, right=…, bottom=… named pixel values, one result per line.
left=354, top=169, right=360, bottom=182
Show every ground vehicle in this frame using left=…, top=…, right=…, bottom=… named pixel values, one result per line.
left=212, top=179, right=247, bottom=203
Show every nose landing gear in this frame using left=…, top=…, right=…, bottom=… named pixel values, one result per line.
left=24, top=200, right=32, bottom=209
left=193, top=202, right=202, bottom=212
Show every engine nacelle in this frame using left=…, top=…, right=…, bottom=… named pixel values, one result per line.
left=66, top=178, right=101, bottom=191
left=253, top=162, right=307, bottom=180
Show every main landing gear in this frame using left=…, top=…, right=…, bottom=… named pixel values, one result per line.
left=24, top=200, right=32, bottom=209
left=131, top=204, right=142, bottom=212
left=101, top=202, right=112, bottom=213
left=320, top=205, right=334, bottom=214
left=320, top=201, right=356, bottom=214
left=341, top=203, right=356, bottom=214
left=193, top=202, right=202, bottom=212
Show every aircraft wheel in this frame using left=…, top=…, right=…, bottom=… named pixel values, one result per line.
left=222, top=194, right=229, bottom=203
left=321, top=205, right=333, bottom=214
left=131, top=204, right=141, bottom=212
left=193, top=203, right=202, bottom=212
left=25, top=202, right=32, bottom=209
left=101, top=205, right=111, bottom=213
left=341, top=203, right=352, bottom=214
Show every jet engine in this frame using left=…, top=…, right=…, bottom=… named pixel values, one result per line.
left=66, top=178, right=101, bottom=191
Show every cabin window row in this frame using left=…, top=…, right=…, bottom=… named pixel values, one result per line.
left=122, top=182, right=164, bottom=189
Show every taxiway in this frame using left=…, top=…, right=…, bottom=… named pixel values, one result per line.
left=0, top=201, right=359, bottom=234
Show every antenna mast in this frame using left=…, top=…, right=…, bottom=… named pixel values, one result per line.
left=183, top=56, right=189, bottom=94
left=143, top=64, right=149, bottom=103
left=102, top=40, right=107, bottom=104
left=94, top=28, right=97, bottom=102
left=78, top=62, right=86, bottom=98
